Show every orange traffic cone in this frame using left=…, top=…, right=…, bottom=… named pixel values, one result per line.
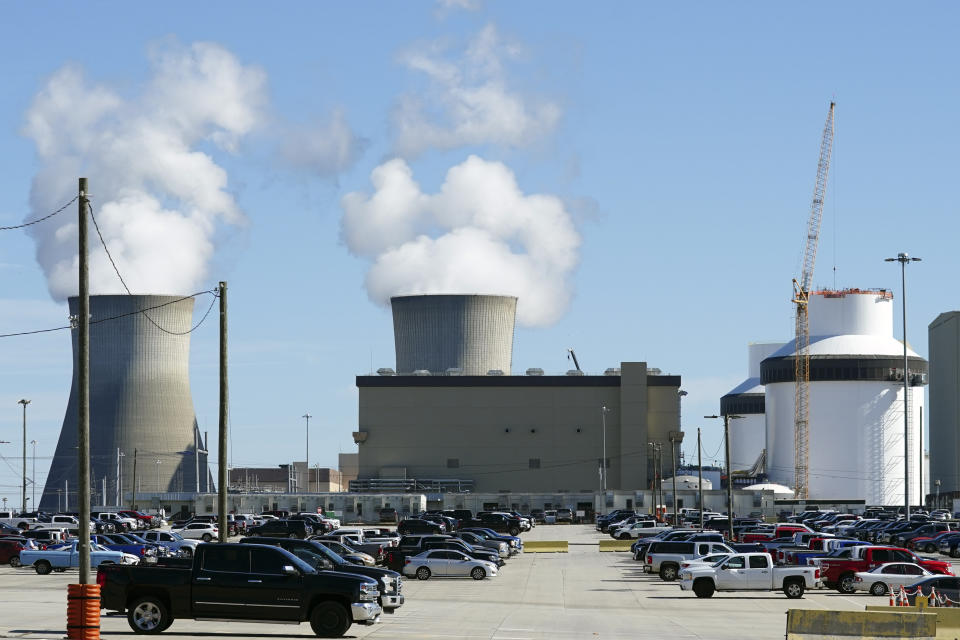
left=888, top=585, right=895, bottom=607
left=930, top=586, right=938, bottom=608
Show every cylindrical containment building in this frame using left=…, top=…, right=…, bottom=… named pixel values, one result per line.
left=391, top=294, right=517, bottom=375
left=40, top=295, right=206, bottom=510
left=721, top=342, right=783, bottom=472
left=761, top=289, right=927, bottom=504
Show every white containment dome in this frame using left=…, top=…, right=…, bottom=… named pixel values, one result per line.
left=721, top=342, right=783, bottom=472
left=761, top=289, right=927, bottom=505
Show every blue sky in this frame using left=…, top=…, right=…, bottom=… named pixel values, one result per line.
left=1, top=1, right=957, bottom=505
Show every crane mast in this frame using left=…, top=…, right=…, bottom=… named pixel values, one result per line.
left=792, top=102, right=835, bottom=500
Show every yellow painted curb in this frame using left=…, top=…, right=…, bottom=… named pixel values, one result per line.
left=598, top=539, right=634, bottom=552
left=868, top=605, right=960, bottom=640
left=523, top=541, right=569, bottom=553
left=786, top=608, right=935, bottom=639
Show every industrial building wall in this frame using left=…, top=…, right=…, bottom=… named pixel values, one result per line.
left=929, top=312, right=960, bottom=493
left=358, top=384, right=624, bottom=492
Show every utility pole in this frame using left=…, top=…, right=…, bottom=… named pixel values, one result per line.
left=18, top=399, right=30, bottom=514
left=218, top=281, right=228, bottom=542
left=116, top=449, right=124, bottom=507
left=77, top=177, right=92, bottom=584
left=698, top=428, right=704, bottom=530
left=670, top=431, right=684, bottom=524
left=303, top=413, right=312, bottom=493
left=131, top=448, right=138, bottom=510
left=705, top=414, right=742, bottom=541
left=31, top=440, right=37, bottom=508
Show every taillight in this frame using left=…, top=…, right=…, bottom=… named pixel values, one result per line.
left=815, top=569, right=820, bottom=579
left=139, top=547, right=146, bottom=556
left=96, top=569, right=106, bottom=586
left=404, top=558, right=411, bottom=564
left=646, top=556, right=652, bottom=564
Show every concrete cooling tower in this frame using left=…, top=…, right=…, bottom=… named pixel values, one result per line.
left=720, top=342, right=783, bottom=472
left=391, top=294, right=517, bottom=375
left=40, top=295, right=206, bottom=510
left=761, top=289, right=927, bottom=505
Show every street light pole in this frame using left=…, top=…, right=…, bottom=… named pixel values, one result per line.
left=18, top=399, right=30, bottom=514
left=600, top=406, right=610, bottom=506
left=697, top=428, right=703, bottom=530
left=30, top=440, right=37, bottom=509
left=886, top=252, right=921, bottom=519
left=706, top=414, right=743, bottom=541
left=303, top=413, right=312, bottom=494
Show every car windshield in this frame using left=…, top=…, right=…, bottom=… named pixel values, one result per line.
left=308, top=541, right=345, bottom=564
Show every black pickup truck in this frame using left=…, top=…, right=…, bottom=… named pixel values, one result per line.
left=238, top=537, right=404, bottom=612
left=97, top=543, right=382, bottom=637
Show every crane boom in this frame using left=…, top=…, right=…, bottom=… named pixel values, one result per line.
left=793, top=102, right=835, bottom=500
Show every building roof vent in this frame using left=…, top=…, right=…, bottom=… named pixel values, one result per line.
left=566, top=369, right=585, bottom=376
left=412, top=369, right=431, bottom=376
left=525, top=368, right=544, bottom=376
left=487, top=369, right=504, bottom=376
left=376, top=367, right=396, bottom=376
left=604, top=367, right=621, bottom=376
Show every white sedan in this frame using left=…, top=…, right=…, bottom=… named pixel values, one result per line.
left=402, top=549, right=498, bottom=580
left=172, top=522, right=218, bottom=542
left=853, top=562, right=933, bottom=596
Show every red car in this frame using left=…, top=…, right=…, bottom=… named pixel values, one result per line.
left=821, top=546, right=953, bottom=593
left=116, top=510, right=158, bottom=528
left=0, top=538, right=28, bottom=567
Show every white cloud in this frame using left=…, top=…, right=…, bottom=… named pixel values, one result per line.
left=279, top=110, right=367, bottom=175
left=341, top=155, right=580, bottom=326
left=22, top=41, right=267, bottom=300
left=392, top=24, right=561, bottom=157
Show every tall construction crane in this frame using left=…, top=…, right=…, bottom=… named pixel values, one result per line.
left=792, top=102, right=835, bottom=500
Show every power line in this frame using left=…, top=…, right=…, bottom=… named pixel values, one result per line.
left=0, top=196, right=78, bottom=231
left=87, top=201, right=220, bottom=335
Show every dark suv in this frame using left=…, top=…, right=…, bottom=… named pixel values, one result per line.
left=398, top=518, right=444, bottom=535
left=246, top=519, right=312, bottom=539
left=379, top=508, right=398, bottom=523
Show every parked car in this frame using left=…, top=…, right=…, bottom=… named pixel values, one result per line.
left=852, top=562, right=934, bottom=596
left=454, top=531, right=510, bottom=557
left=172, top=522, right=219, bottom=542
left=401, top=549, right=497, bottom=580
left=820, top=545, right=953, bottom=593
left=398, top=518, right=444, bottom=535
left=556, top=508, right=573, bottom=523
left=238, top=537, right=405, bottom=613
left=247, top=519, right=313, bottom=539
left=644, top=540, right=734, bottom=581
left=141, top=530, right=201, bottom=556
left=379, top=508, right=398, bottom=523
left=0, top=537, right=34, bottom=567
left=903, top=575, right=960, bottom=605
left=311, top=539, right=377, bottom=566
left=98, top=542, right=382, bottom=636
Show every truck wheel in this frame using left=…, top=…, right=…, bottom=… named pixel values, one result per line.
left=509, top=527, right=520, bottom=537
left=127, top=596, right=171, bottom=634
left=692, top=578, right=715, bottom=598
left=8, top=556, right=20, bottom=568
left=784, top=579, right=805, bottom=599
left=870, top=582, right=888, bottom=596
left=659, top=564, right=678, bottom=581
left=35, top=560, right=52, bottom=575
left=838, top=573, right=856, bottom=594
left=309, top=601, right=351, bottom=638
left=416, top=567, right=431, bottom=580
left=471, top=567, right=486, bottom=580
left=201, top=534, right=212, bottom=542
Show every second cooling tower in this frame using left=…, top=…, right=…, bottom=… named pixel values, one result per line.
left=391, top=294, right=517, bottom=375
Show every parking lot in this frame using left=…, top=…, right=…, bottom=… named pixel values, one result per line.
left=0, top=524, right=949, bottom=640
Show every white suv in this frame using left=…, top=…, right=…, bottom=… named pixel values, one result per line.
left=173, top=522, right=219, bottom=541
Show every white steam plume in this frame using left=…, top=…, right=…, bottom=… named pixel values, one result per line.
left=22, top=40, right=266, bottom=300
left=341, top=155, right=580, bottom=327
left=393, top=24, right=561, bottom=157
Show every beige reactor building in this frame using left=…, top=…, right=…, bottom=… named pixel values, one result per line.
left=354, top=294, right=683, bottom=493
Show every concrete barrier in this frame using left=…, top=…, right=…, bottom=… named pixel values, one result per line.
left=522, top=541, right=568, bottom=553
left=598, top=539, right=634, bottom=552
left=867, top=605, right=960, bottom=640
left=785, top=608, right=936, bottom=640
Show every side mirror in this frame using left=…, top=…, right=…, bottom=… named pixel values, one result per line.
left=282, top=565, right=299, bottom=576
left=720, top=564, right=729, bottom=570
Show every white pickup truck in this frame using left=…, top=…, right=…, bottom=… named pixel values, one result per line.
left=679, top=552, right=822, bottom=598
left=0, top=511, right=37, bottom=530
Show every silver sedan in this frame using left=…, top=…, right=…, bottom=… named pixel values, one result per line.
left=402, top=549, right=498, bottom=580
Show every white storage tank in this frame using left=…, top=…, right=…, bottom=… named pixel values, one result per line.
left=721, top=342, right=783, bottom=472
left=761, top=289, right=927, bottom=504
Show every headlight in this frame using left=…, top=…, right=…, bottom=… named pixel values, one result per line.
left=359, top=582, right=379, bottom=601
